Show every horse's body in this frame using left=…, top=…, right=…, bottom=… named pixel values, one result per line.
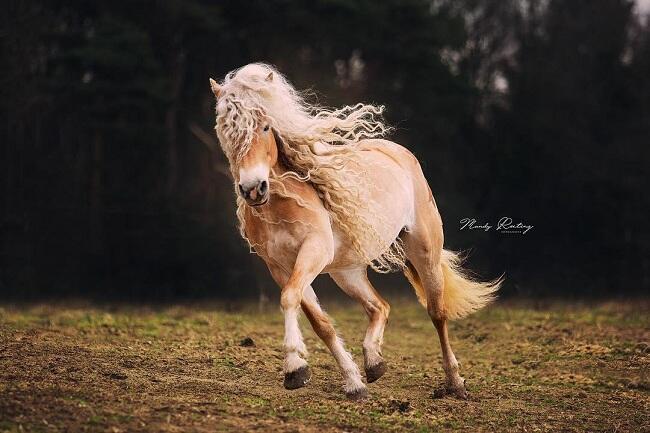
left=210, top=63, right=500, bottom=399
left=245, top=139, right=415, bottom=274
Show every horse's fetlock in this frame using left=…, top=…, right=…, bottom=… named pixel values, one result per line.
left=284, top=351, right=308, bottom=373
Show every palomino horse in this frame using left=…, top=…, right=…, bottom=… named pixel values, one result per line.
left=210, top=63, right=501, bottom=400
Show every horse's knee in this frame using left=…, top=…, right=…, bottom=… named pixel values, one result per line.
left=380, top=299, right=390, bottom=320
left=280, top=287, right=301, bottom=311
left=363, top=297, right=390, bottom=322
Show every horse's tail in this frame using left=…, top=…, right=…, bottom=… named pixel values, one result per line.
left=404, top=249, right=502, bottom=320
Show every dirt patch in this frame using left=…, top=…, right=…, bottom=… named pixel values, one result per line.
left=1, top=300, right=649, bottom=432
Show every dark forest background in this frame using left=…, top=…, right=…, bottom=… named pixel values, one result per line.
left=1, top=0, right=649, bottom=301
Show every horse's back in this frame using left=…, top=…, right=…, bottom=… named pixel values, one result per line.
left=357, top=139, right=420, bottom=168
left=357, top=138, right=427, bottom=212
left=358, top=138, right=438, bottom=210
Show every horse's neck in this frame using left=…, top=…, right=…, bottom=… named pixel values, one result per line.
left=272, top=160, right=289, bottom=177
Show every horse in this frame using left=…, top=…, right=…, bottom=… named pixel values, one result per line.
left=209, top=63, right=501, bottom=400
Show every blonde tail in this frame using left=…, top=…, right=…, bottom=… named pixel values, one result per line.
left=404, top=249, right=502, bottom=320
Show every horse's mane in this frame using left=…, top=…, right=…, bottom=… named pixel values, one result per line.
left=214, top=63, right=405, bottom=272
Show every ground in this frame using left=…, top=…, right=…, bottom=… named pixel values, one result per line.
left=1, top=298, right=648, bottom=433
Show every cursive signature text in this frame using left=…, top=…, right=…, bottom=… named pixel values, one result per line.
left=460, top=217, right=533, bottom=235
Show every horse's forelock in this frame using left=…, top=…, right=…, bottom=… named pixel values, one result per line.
left=216, top=91, right=264, bottom=165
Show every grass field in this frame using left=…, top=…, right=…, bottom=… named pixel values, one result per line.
left=1, top=298, right=648, bottom=432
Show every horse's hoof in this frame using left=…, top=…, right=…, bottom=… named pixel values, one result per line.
left=449, top=386, right=468, bottom=400
left=345, top=387, right=369, bottom=401
left=432, top=387, right=446, bottom=399
left=365, top=361, right=387, bottom=383
left=447, top=380, right=468, bottom=400
left=283, top=366, right=311, bottom=390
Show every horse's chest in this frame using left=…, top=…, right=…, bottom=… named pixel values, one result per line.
left=247, top=218, right=308, bottom=264
left=242, top=188, right=333, bottom=269
left=265, top=229, right=301, bottom=257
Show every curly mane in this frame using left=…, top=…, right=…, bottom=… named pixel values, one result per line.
left=214, top=63, right=405, bottom=272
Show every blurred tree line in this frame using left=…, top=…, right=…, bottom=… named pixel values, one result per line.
left=1, top=0, right=648, bottom=300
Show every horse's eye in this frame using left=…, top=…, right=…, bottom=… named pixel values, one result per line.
left=263, top=124, right=270, bottom=132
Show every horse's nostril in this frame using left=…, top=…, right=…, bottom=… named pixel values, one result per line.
left=259, top=180, right=268, bottom=195
left=238, top=184, right=246, bottom=197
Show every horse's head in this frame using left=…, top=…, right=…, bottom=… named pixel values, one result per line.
left=234, top=121, right=278, bottom=206
left=210, top=76, right=278, bottom=207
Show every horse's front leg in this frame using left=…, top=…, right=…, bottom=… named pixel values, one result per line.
left=270, top=235, right=332, bottom=390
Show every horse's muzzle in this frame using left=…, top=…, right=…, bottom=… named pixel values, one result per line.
left=239, top=179, right=269, bottom=206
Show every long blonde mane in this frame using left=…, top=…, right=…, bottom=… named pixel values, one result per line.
left=214, top=63, right=405, bottom=272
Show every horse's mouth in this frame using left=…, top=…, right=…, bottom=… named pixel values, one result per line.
left=249, top=197, right=269, bottom=207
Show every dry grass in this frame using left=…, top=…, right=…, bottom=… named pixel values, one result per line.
left=1, top=298, right=649, bottom=432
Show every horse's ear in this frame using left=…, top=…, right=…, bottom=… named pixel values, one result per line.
left=265, top=72, right=274, bottom=82
left=209, top=78, right=221, bottom=98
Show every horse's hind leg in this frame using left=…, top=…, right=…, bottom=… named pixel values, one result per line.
left=403, top=215, right=468, bottom=399
left=300, top=286, right=367, bottom=399
left=330, top=268, right=390, bottom=383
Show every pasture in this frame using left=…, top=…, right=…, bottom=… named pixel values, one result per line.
left=1, top=299, right=648, bottom=432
